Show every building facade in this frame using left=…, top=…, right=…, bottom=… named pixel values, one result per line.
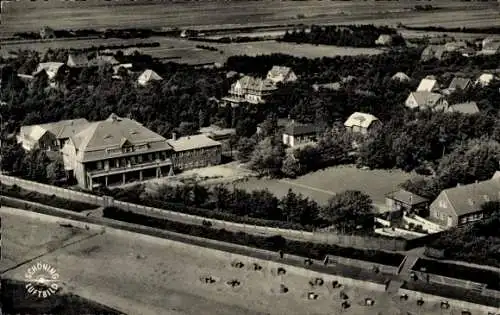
left=62, top=114, right=174, bottom=190
left=344, top=112, right=381, bottom=135
left=222, top=76, right=277, bottom=106
left=167, top=134, right=222, bottom=171
left=282, top=122, right=318, bottom=147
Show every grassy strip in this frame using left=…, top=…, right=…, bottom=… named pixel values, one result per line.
left=0, top=184, right=97, bottom=212
left=103, top=207, right=405, bottom=267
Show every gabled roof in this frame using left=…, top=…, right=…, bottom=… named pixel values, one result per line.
left=448, top=77, right=471, bottom=90
left=69, top=114, right=171, bottom=162
left=391, top=72, right=410, bottom=82
left=267, top=66, right=294, bottom=78
left=482, top=41, right=500, bottom=53
left=137, top=69, right=162, bottom=84
left=113, top=63, right=133, bottom=74
left=386, top=189, right=428, bottom=205
left=416, top=77, right=438, bottom=92
left=439, top=177, right=500, bottom=217
left=167, top=134, right=221, bottom=152
left=234, top=76, right=277, bottom=92
left=477, top=73, right=496, bottom=86
left=20, top=118, right=90, bottom=142
left=447, top=101, right=480, bottom=115
left=344, top=112, right=380, bottom=129
left=407, top=91, right=444, bottom=108
left=421, top=45, right=447, bottom=61
left=283, top=122, right=318, bottom=136
left=67, top=54, right=89, bottom=67
left=33, top=62, right=64, bottom=79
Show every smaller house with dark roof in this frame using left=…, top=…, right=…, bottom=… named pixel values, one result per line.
left=448, top=77, right=472, bottom=91
left=385, top=189, right=429, bottom=215
left=344, top=112, right=381, bottom=135
left=446, top=101, right=480, bottom=115
left=420, top=45, right=447, bottom=61
left=282, top=122, right=318, bottom=148
left=429, top=175, right=500, bottom=227
left=405, top=91, right=448, bottom=111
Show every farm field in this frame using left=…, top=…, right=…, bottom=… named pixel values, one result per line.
left=231, top=165, right=416, bottom=208
left=0, top=206, right=487, bottom=315
left=2, top=0, right=499, bottom=37
left=1, top=37, right=384, bottom=65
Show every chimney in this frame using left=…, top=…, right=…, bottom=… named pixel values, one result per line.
left=172, top=132, right=177, bottom=141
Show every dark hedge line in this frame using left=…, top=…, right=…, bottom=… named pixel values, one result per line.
left=0, top=184, right=97, bottom=212
left=412, top=258, right=500, bottom=291
left=120, top=197, right=315, bottom=231
left=103, top=207, right=405, bottom=266
left=400, top=25, right=500, bottom=35
left=401, top=281, right=500, bottom=308
left=68, top=42, right=160, bottom=54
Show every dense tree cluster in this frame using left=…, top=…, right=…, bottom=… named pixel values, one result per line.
left=281, top=24, right=405, bottom=47
left=429, top=210, right=500, bottom=268
left=103, top=183, right=374, bottom=233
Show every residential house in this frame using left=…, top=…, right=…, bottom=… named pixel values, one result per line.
left=481, top=37, right=500, bottom=55
left=282, top=122, right=318, bottom=148
left=222, top=76, right=277, bottom=106
left=416, top=76, right=439, bottom=92
left=442, top=77, right=473, bottom=95
left=61, top=114, right=174, bottom=190
left=112, top=63, right=133, bottom=79
left=17, top=118, right=90, bottom=151
left=167, top=134, right=222, bottom=171
left=137, top=69, right=163, bottom=86
left=420, top=45, right=447, bottom=61
left=476, top=73, right=496, bottom=87
left=391, top=72, right=410, bottom=82
left=40, top=26, right=56, bottom=40
left=446, top=101, right=480, bottom=115
left=67, top=54, right=89, bottom=68
left=429, top=176, right=500, bottom=227
left=344, top=112, right=381, bottom=135
left=385, top=189, right=429, bottom=215
left=33, top=62, right=65, bottom=81
left=89, top=55, right=119, bottom=67
left=375, top=34, right=393, bottom=46
left=266, top=66, right=297, bottom=84
left=405, top=91, right=448, bottom=111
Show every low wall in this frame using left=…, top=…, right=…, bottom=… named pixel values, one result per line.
left=326, top=254, right=400, bottom=275
left=398, top=288, right=500, bottom=314
left=411, top=270, right=485, bottom=292
left=0, top=174, right=407, bottom=251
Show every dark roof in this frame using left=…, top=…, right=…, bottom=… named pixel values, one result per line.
left=440, top=177, right=500, bottom=217
left=448, top=77, right=471, bottom=90
left=385, top=189, right=428, bottom=205
left=283, top=123, right=318, bottom=136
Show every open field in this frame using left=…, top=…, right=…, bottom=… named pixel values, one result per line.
left=231, top=165, right=416, bottom=208
left=1, top=206, right=491, bottom=315
left=1, top=36, right=383, bottom=65
left=2, top=1, right=499, bottom=38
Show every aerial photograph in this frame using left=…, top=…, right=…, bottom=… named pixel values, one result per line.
left=1, top=0, right=500, bottom=314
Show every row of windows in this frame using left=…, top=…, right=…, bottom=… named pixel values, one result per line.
left=459, top=213, right=484, bottom=224
left=93, top=152, right=168, bottom=170
left=175, top=148, right=218, bottom=158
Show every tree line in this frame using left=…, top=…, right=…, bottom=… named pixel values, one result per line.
left=100, top=183, right=375, bottom=234
left=280, top=24, right=405, bottom=47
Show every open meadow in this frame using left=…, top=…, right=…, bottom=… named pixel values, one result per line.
left=1, top=206, right=486, bottom=315
left=2, top=0, right=499, bottom=37
left=231, top=165, right=416, bottom=209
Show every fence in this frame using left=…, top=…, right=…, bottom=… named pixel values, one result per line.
left=0, top=174, right=407, bottom=251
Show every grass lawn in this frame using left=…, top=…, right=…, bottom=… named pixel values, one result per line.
left=233, top=165, right=416, bottom=207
